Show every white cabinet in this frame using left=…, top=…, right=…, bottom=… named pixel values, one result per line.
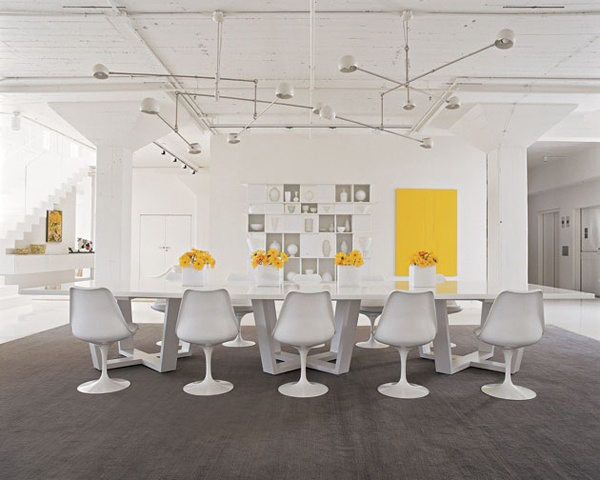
left=247, top=184, right=372, bottom=281
left=139, top=214, right=192, bottom=278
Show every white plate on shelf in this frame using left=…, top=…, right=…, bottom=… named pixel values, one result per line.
left=250, top=224, right=264, bottom=231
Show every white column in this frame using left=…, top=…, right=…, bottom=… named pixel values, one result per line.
left=487, top=146, right=529, bottom=291
left=94, top=145, right=133, bottom=286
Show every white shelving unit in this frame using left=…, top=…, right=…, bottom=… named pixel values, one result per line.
left=247, top=184, right=372, bottom=281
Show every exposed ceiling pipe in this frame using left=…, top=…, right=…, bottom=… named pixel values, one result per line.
left=102, top=4, right=215, bottom=133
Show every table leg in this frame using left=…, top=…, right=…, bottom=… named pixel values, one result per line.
left=157, top=298, right=182, bottom=372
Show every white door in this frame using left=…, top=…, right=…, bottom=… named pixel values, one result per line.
left=540, top=211, right=559, bottom=287
left=139, top=214, right=192, bottom=278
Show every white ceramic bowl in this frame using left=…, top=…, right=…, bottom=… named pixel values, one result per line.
left=250, top=224, right=263, bottom=231
left=337, top=226, right=346, bottom=233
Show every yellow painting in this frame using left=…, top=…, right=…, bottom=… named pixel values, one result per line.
left=46, top=209, right=63, bottom=242
left=395, top=189, right=457, bottom=276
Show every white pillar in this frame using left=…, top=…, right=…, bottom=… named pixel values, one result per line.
left=94, top=146, right=133, bottom=286
left=487, top=146, right=528, bottom=291
left=449, top=103, right=576, bottom=290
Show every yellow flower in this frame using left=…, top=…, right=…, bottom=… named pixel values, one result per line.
left=410, top=250, right=438, bottom=267
left=179, top=249, right=215, bottom=270
left=251, top=249, right=289, bottom=269
left=335, top=250, right=364, bottom=266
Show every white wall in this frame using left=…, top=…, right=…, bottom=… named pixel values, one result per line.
left=529, top=144, right=600, bottom=195
left=208, top=132, right=487, bottom=283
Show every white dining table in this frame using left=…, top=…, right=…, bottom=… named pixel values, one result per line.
left=82, top=278, right=593, bottom=376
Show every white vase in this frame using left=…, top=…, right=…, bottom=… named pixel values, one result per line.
left=322, top=239, right=331, bottom=257
left=409, top=265, right=437, bottom=288
left=255, top=265, right=281, bottom=286
left=340, top=188, right=348, bottom=202
left=182, top=267, right=208, bottom=287
left=354, top=189, right=366, bottom=202
left=268, top=187, right=280, bottom=202
left=337, top=266, right=361, bottom=286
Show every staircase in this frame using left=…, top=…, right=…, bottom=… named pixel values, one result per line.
left=0, top=166, right=91, bottom=253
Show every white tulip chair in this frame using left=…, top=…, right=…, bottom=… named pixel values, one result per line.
left=223, top=273, right=255, bottom=348
left=477, top=290, right=545, bottom=400
left=272, top=291, right=335, bottom=398
left=176, top=289, right=239, bottom=396
left=70, top=287, right=138, bottom=394
left=374, top=290, right=437, bottom=399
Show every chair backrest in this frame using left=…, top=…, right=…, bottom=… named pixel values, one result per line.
left=273, top=291, right=335, bottom=347
left=69, top=287, right=133, bottom=344
left=375, top=290, right=437, bottom=347
left=479, top=290, right=545, bottom=348
left=176, top=289, right=239, bottom=345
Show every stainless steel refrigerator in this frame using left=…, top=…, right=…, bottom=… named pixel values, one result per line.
left=581, top=206, right=600, bottom=296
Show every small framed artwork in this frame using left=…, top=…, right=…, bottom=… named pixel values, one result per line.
left=46, top=209, right=63, bottom=242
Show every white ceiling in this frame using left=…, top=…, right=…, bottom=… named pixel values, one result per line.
left=1, top=1, right=599, bottom=168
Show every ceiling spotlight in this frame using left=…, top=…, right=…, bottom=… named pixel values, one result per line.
left=188, top=143, right=201, bottom=155
left=227, top=133, right=240, bottom=144
left=420, top=138, right=433, bottom=149
left=191, top=170, right=197, bottom=175
left=319, top=105, right=336, bottom=120
left=140, top=97, right=160, bottom=115
left=11, top=111, right=21, bottom=131
left=445, top=96, right=461, bottom=110
left=182, top=164, right=187, bottom=169
left=339, top=55, right=358, bottom=73
left=172, top=157, right=177, bottom=162
left=311, top=102, right=323, bottom=115
left=495, top=29, right=515, bottom=50
left=275, top=82, right=294, bottom=100
left=92, top=63, right=109, bottom=80
left=161, top=150, right=165, bottom=155
left=403, top=101, right=416, bottom=111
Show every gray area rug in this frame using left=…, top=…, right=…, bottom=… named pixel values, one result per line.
left=1, top=323, right=599, bottom=480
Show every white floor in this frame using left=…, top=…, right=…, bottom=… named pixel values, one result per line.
left=1, top=296, right=599, bottom=345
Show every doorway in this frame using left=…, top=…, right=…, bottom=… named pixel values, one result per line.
left=139, top=214, right=192, bottom=278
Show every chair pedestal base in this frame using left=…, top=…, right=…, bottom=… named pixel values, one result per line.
left=481, top=382, right=536, bottom=400
left=278, top=380, right=328, bottom=398
left=223, top=334, right=255, bottom=348
left=184, top=379, right=234, bottom=396
left=77, top=377, right=130, bottom=394
left=377, top=381, right=429, bottom=399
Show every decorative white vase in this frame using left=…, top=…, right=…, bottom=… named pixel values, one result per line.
left=255, top=265, right=281, bottom=286
left=340, top=188, right=348, bottom=202
left=337, top=266, right=361, bottom=286
left=268, top=187, right=280, bottom=202
left=409, top=265, right=437, bottom=288
left=182, top=267, right=208, bottom=287
left=322, top=239, right=331, bottom=257
left=354, top=189, right=367, bottom=202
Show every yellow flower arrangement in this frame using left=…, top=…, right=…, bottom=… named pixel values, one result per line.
left=335, top=250, right=364, bottom=267
left=251, top=249, right=289, bottom=269
left=410, top=250, right=438, bottom=267
left=179, top=248, right=216, bottom=270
